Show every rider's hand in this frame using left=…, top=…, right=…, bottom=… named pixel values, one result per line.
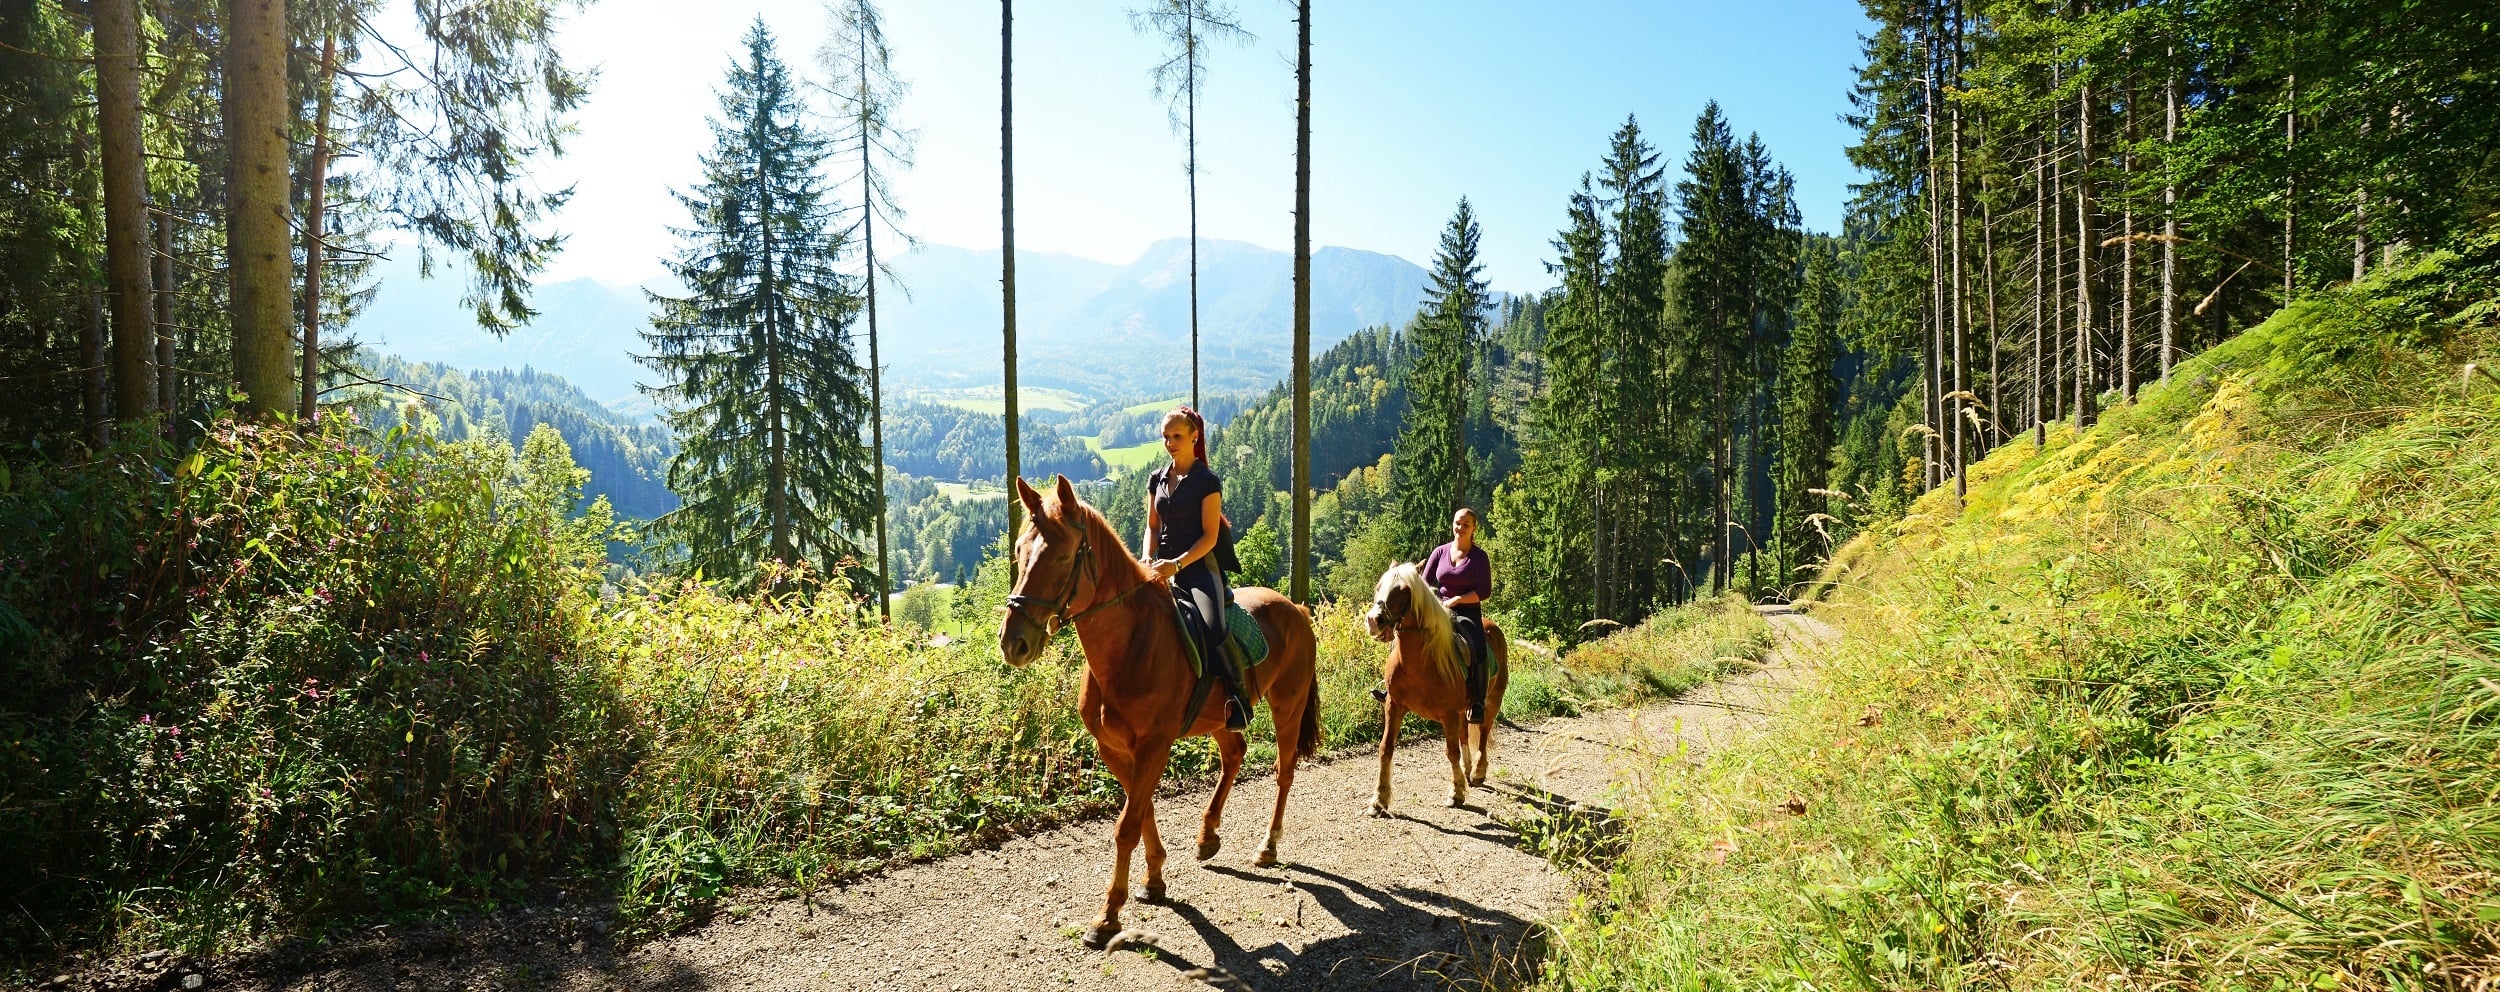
left=1148, top=558, right=1180, bottom=580
left=1442, top=595, right=1462, bottom=610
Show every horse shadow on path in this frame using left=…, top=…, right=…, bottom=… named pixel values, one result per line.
left=1126, top=860, right=1547, bottom=992
left=1114, top=779, right=1637, bottom=992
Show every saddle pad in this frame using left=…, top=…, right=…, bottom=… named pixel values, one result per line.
left=1226, top=601, right=1268, bottom=669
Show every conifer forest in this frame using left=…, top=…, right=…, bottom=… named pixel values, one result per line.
left=2, top=0, right=2498, bottom=988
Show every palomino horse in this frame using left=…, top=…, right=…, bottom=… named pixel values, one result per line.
left=996, top=475, right=1321, bottom=949
left=1363, top=562, right=1510, bottom=814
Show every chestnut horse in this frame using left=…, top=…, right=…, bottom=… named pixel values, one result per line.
left=996, top=475, right=1320, bottom=949
left=1362, top=562, right=1509, bottom=814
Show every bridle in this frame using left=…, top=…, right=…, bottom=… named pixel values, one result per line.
left=1004, top=519, right=1146, bottom=639
left=1369, top=594, right=1426, bottom=636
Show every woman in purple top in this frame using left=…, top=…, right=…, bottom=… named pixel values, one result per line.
left=1421, top=507, right=1493, bottom=722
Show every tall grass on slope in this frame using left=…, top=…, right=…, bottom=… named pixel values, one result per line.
left=1541, top=234, right=2500, bottom=990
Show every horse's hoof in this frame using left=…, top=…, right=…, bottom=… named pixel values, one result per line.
left=1140, top=882, right=1168, bottom=904
left=1196, top=836, right=1221, bottom=861
left=1447, top=791, right=1467, bottom=808
left=1366, top=801, right=1389, bottom=818
left=1253, top=849, right=1281, bottom=868
left=1082, top=923, right=1120, bottom=950
left=1468, top=775, right=1487, bottom=788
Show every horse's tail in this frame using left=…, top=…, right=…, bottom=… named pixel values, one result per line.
left=1296, top=646, right=1321, bottom=764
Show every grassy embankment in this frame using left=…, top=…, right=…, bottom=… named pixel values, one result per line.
left=1540, top=235, right=2500, bottom=987
left=1080, top=434, right=1163, bottom=474
left=0, top=416, right=1766, bottom=961
left=917, top=385, right=1093, bottom=417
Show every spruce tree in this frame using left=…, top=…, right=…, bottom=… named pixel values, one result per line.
left=641, top=21, right=875, bottom=592
left=1597, top=116, right=1674, bottom=614
left=1775, top=236, right=1844, bottom=590
left=1394, top=198, right=1489, bottom=553
left=1498, top=176, right=1607, bottom=635
left=1674, top=103, right=1747, bottom=593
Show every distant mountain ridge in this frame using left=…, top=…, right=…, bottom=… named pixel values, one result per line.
left=345, top=239, right=1436, bottom=411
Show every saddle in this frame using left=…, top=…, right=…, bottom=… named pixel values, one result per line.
left=1171, top=590, right=1268, bottom=734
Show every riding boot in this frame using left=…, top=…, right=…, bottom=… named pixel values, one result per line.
left=1465, top=644, right=1488, bottom=724
left=1214, top=640, right=1251, bottom=730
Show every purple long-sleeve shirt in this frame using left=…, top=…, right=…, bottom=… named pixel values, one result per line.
left=1421, top=541, right=1490, bottom=615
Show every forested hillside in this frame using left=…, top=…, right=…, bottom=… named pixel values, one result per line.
left=883, top=401, right=1104, bottom=483
left=351, top=354, right=678, bottom=523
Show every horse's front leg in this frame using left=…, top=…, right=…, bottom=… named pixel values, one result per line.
left=1134, top=739, right=1174, bottom=904
left=1369, top=700, right=1404, bottom=816
left=1086, top=741, right=1148, bottom=948
left=1198, top=730, right=1246, bottom=861
left=1470, top=717, right=1494, bottom=787
left=1443, top=714, right=1469, bottom=807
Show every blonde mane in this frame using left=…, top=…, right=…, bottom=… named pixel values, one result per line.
left=1375, top=562, right=1464, bottom=684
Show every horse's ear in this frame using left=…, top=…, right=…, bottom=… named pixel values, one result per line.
left=1014, top=477, right=1046, bottom=521
left=1053, top=474, right=1080, bottom=518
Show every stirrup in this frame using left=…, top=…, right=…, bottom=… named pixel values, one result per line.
left=1224, top=696, right=1251, bottom=730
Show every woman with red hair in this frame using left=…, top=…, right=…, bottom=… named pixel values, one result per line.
left=1142, top=407, right=1249, bottom=729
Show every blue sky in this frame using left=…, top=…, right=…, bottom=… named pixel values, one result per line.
left=518, top=0, right=1875, bottom=294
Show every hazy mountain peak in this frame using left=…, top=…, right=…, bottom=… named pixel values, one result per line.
left=347, top=239, right=1440, bottom=408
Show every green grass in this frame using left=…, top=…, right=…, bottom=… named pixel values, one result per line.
left=1538, top=233, right=2500, bottom=989
left=917, top=386, right=1092, bottom=416
left=1082, top=436, right=1162, bottom=474
left=932, top=480, right=1005, bottom=503
left=1120, top=395, right=1187, bottom=416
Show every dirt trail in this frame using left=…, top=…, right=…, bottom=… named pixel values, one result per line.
left=216, top=608, right=1834, bottom=992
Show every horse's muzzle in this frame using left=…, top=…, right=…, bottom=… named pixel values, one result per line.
left=999, top=612, right=1047, bottom=668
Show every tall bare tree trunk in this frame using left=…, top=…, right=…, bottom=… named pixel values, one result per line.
left=224, top=0, right=294, bottom=418
left=1949, top=2, right=1966, bottom=503
left=2161, top=64, right=2176, bottom=380
left=154, top=206, right=176, bottom=414
left=1982, top=179, right=2000, bottom=448
left=96, top=0, right=155, bottom=422
left=2074, top=72, right=2093, bottom=431
left=83, top=285, right=107, bottom=447
left=2119, top=70, right=2134, bottom=402
left=857, top=25, right=892, bottom=618
left=2051, top=70, right=2066, bottom=427
left=2283, top=73, right=2295, bottom=302
left=1289, top=0, right=1311, bottom=602
left=2352, top=113, right=2369, bottom=281
left=300, top=32, right=337, bottom=421
left=1922, top=20, right=1944, bottom=491
left=1185, top=9, right=1199, bottom=411
left=2032, top=150, right=2046, bottom=448
left=1001, top=0, right=1021, bottom=571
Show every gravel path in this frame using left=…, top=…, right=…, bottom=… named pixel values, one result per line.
left=155, top=608, right=1833, bottom=992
